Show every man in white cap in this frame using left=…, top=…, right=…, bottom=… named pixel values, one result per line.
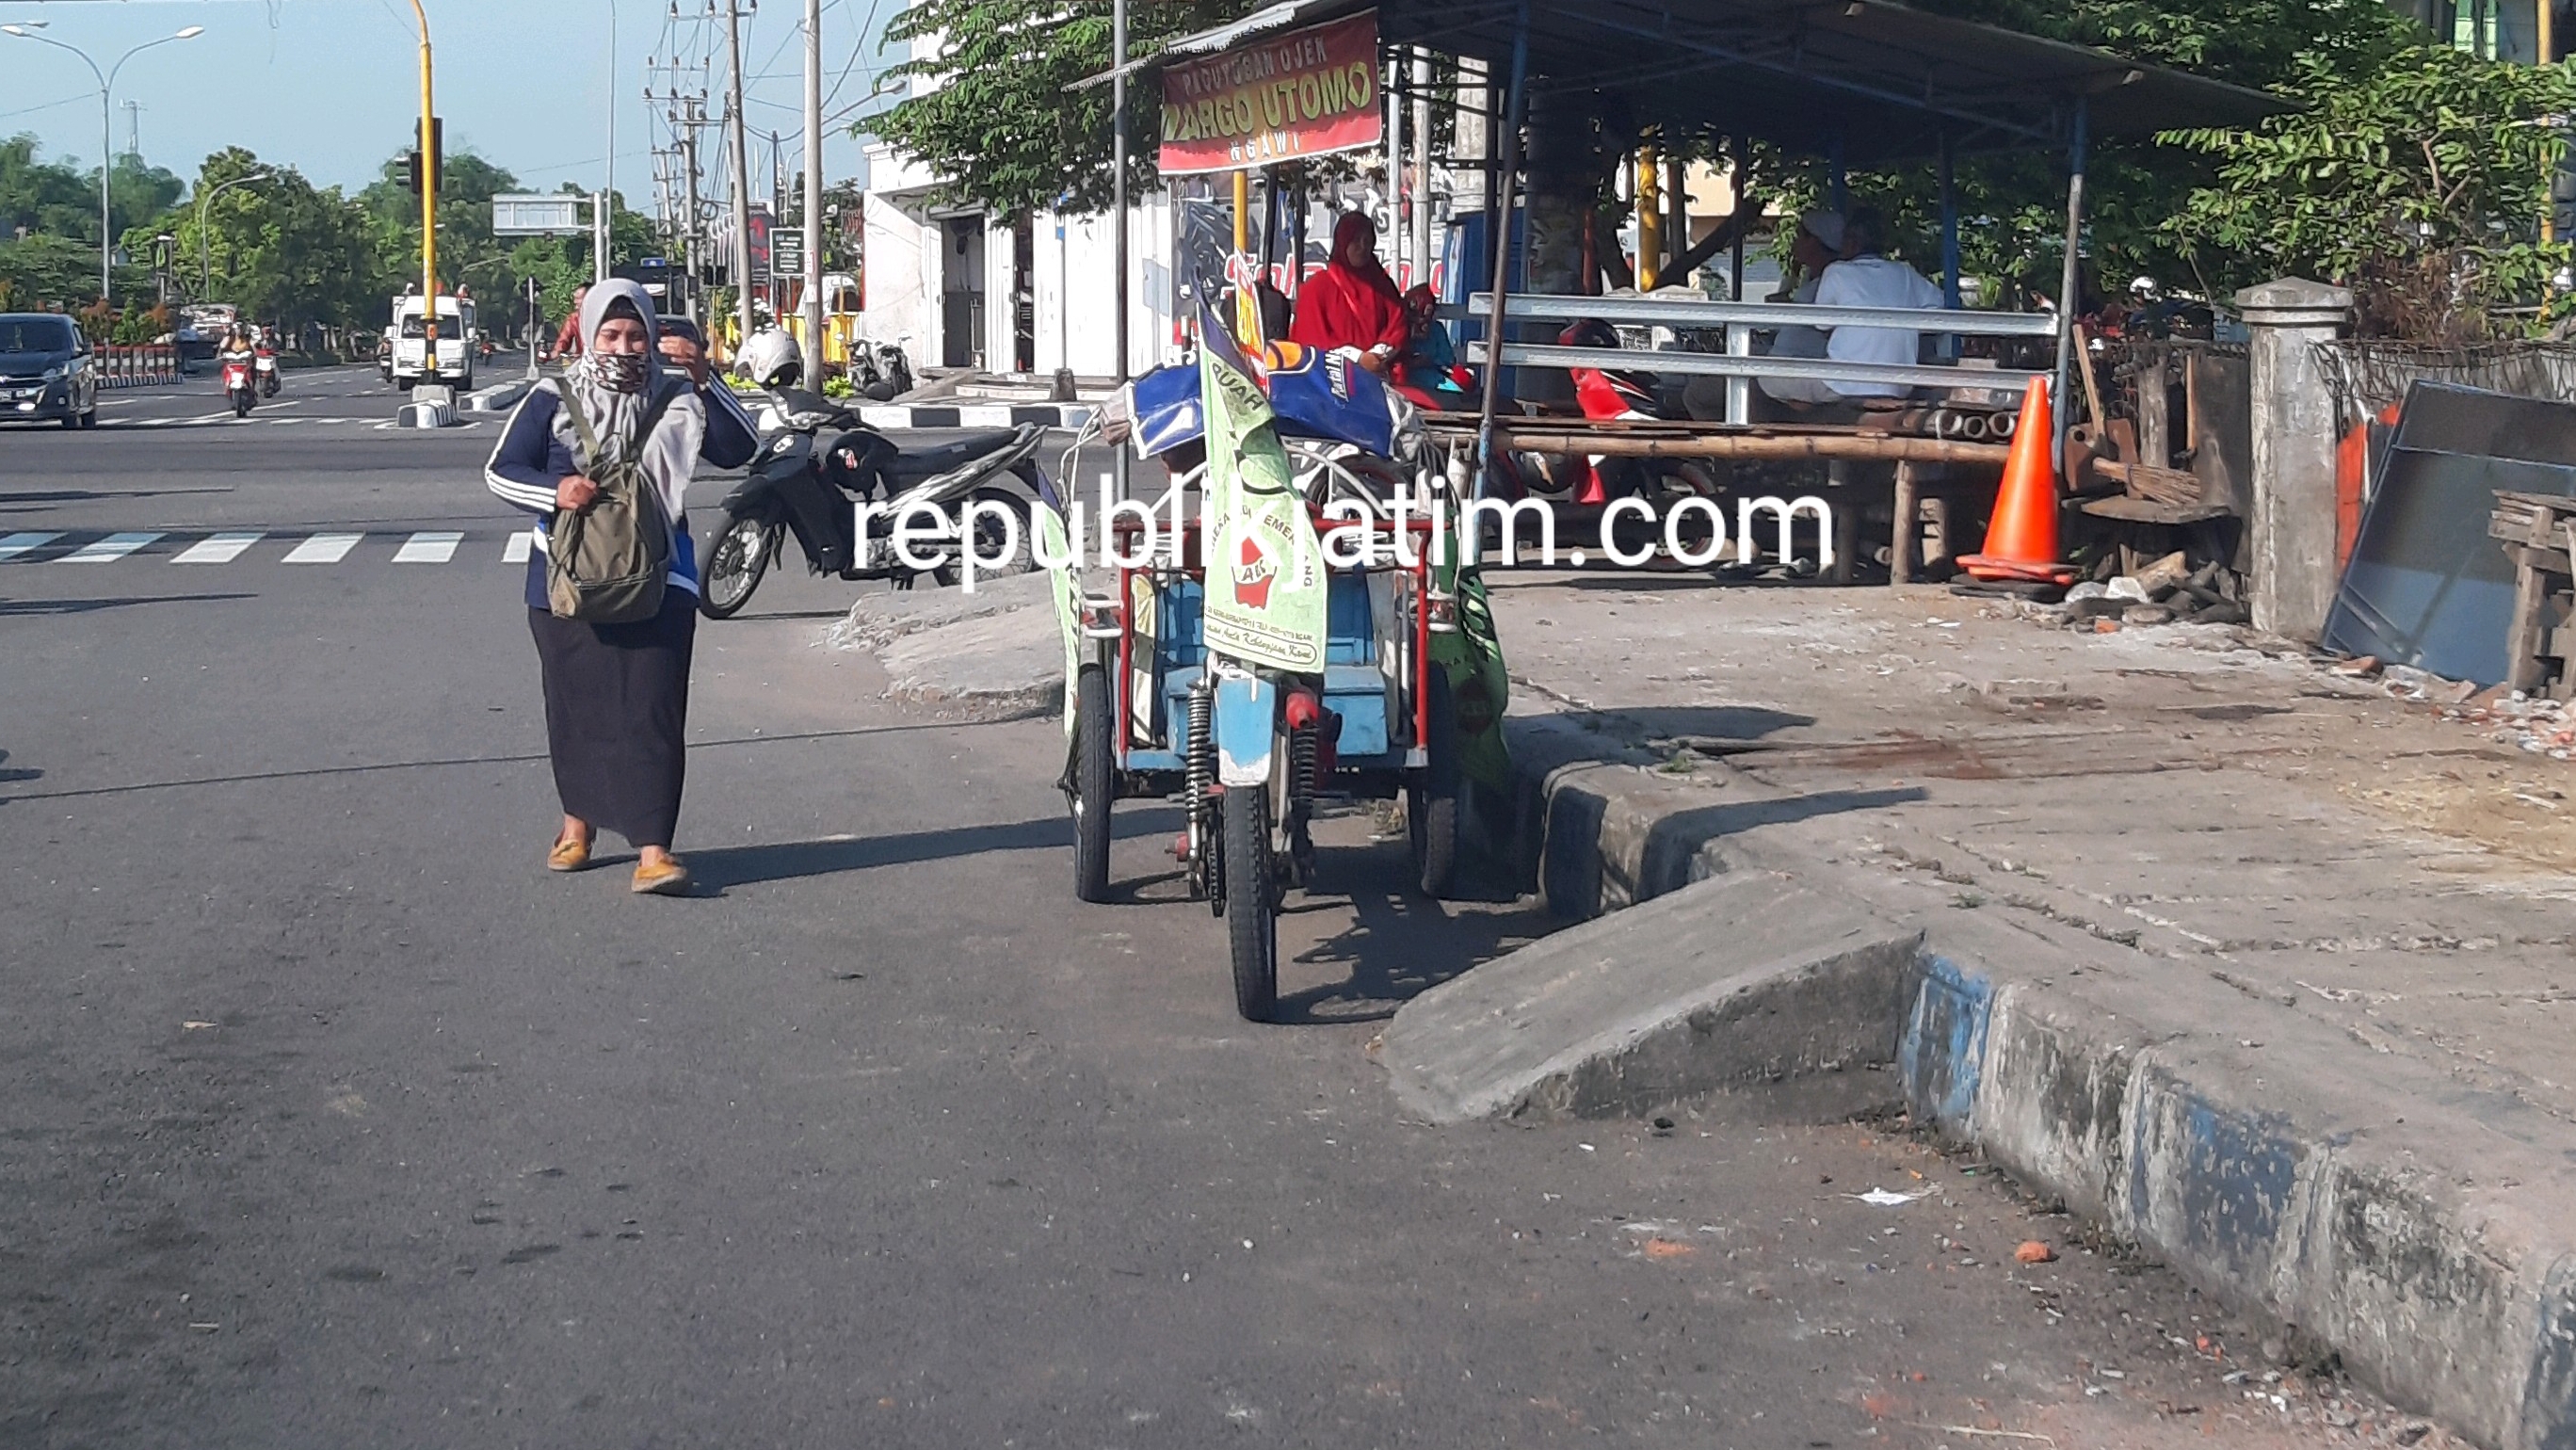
left=1688, top=210, right=1843, bottom=419
left=1763, top=206, right=1944, bottom=409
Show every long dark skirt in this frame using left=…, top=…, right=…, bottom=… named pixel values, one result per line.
left=527, top=590, right=697, bottom=848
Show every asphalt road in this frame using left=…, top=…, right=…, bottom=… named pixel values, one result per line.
left=0, top=366, right=2418, bottom=1449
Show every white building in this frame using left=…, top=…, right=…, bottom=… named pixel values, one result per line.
left=861, top=136, right=1181, bottom=380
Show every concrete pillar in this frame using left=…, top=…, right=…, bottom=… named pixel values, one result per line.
left=2235, top=277, right=2352, bottom=641
left=1515, top=88, right=1592, bottom=407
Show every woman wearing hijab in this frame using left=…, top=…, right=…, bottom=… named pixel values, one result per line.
left=483, top=280, right=717, bottom=895
left=1287, top=211, right=1409, bottom=372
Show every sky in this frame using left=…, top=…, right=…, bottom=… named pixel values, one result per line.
left=0, top=0, right=894, bottom=203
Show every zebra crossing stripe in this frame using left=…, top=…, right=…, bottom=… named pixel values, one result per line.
left=392, top=530, right=463, bottom=564
left=0, top=532, right=65, bottom=561
left=282, top=532, right=363, bottom=564
left=503, top=532, right=533, bottom=564
left=172, top=531, right=266, bottom=564
left=58, top=532, right=164, bottom=564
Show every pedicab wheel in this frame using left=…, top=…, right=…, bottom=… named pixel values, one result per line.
left=700, top=515, right=777, bottom=619
left=1408, top=669, right=1462, bottom=898
left=1223, top=786, right=1278, bottom=1023
left=1071, top=668, right=1115, bottom=903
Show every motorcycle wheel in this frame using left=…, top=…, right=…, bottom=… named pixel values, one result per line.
left=1223, top=785, right=1278, bottom=1023
left=262, top=379, right=279, bottom=398
left=699, top=516, right=778, bottom=619
left=931, top=487, right=1036, bottom=588
left=232, top=392, right=252, bottom=419
left=1071, top=668, right=1115, bottom=903
left=1407, top=669, right=1462, bottom=898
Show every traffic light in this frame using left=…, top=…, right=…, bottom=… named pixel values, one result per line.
left=407, top=118, right=444, bottom=198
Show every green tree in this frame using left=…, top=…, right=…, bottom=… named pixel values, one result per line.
left=177, top=147, right=389, bottom=329
left=2162, top=33, right=2574, bottom=335
left=0, top=133, right=105, bottom=243
left=869, top=0, right=1267, bottom=217
left=0, top=233, right=105, bottom=309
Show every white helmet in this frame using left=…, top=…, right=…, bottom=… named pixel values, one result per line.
left=736, top=328, right=801, bottom=389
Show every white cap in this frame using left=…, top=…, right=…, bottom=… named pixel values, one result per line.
left=1799, top=211, right=1847, bottom=252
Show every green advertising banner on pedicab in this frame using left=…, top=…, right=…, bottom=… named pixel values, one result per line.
left=1197, top=304, right=1328, bottom=673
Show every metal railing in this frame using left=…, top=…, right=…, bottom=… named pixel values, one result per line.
left=1459, top=292, right=2056, bottom=423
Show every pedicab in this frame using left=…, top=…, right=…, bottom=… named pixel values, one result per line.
left=1044, top=316, right=1470, bottom=1023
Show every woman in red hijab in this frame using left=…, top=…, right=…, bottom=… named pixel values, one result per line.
left=1288, top=211, right=1409, bottom=372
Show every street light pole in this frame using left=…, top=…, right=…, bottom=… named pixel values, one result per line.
left=1, top=24, right=204, bottom=304
left=198, top=170, right=274, bottom=300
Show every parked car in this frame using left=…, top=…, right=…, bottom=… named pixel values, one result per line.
left=0, top=314, right=100, bottom=428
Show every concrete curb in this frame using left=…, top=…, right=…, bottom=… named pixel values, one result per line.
left=1901, top=910, right=2576, bottom=1450
left=1381, top=869, right=1922, bottom=1123
left=1390, top=715, right=2576, bottom=1448
left=460, top=379, right=533, bottom=412
left=856, top=402, right=1093, bottom=429
left=395, top=401, right=455, bottom=428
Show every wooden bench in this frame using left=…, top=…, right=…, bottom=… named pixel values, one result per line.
left=2494, top=491, right=2576, bottom=700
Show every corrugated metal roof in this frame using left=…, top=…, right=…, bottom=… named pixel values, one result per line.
left=1089, top=0, right=2284, bottom=158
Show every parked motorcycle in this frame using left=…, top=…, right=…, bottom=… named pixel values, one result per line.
left=843, top=338, right=917, bottom=402
left=219, top=350, right=258, bottom=418
left=698, top=386, right=1054, bottom=619
left=1556, top=317, right=1717, bottom=503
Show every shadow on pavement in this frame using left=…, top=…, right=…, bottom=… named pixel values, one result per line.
left=1274, top=832, right=1545, bottom=1025
left=687, top=807, right=1185, bottom=892
left=0, top=593, right=258, bottom=617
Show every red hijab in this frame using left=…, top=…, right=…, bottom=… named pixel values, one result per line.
left=1288, top=212, right=1409, bottom=355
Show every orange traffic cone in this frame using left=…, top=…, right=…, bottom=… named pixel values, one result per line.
left=1957, top=379, right=2076, bottom=587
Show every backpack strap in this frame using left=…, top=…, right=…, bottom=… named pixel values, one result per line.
left=555, top=377, right=684, bottom=480
left=555, top=380, right=608, bottom=476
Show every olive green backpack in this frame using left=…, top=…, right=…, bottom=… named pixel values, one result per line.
left=546, top=381, right=678, bottom=624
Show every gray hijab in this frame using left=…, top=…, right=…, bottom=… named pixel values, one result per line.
left=546, top=277, right=703, bottom=529
left=556, top=277, right=669, bottom=464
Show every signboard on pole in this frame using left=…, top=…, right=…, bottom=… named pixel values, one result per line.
left=771, top=229, right=804, bottom=280
left=491, top=193, right=587, bottom=235
left=1158, top=10, right=1381, bottom=175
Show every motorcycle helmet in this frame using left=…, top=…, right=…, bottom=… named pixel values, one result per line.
left=1558, top=317, right=1621, bottom=349
left=736, top=327, right=802, bottom=390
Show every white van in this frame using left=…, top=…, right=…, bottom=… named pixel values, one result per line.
left=389, top=295, right=476, bottom=391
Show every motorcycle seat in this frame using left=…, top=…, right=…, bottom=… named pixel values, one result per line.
left=881, top=427, right=1024, bottom=481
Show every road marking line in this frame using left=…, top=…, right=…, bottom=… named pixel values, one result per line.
left=0, top=531, right=66, bottom=561
left=282, top=532, right=363, bottom=564
left=392, top=530, right=463, bottom=564
left=57, top=531, right=164, bottom=564
left=172, top=531, right=266, bottom=564
left=503, top=532, right=533, bottom=564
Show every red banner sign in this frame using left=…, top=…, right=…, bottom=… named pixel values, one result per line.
left=1159, top=11, right=1381, bottom=175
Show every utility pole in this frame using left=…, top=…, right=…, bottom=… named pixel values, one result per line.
left=604, top=0, right=618, bottom=266
left=680, top=106, right=703, bottom=315
left=1112, top=0, right=1130, bottom=499
left=800, top=0, right=826, bottom=384
left=724, top=0, right=754, bottom=350
left=121, top=100, right=141, bottom=160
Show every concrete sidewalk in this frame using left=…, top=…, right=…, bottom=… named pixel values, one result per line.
left=1385, top=570, right=2576, bottom=1450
